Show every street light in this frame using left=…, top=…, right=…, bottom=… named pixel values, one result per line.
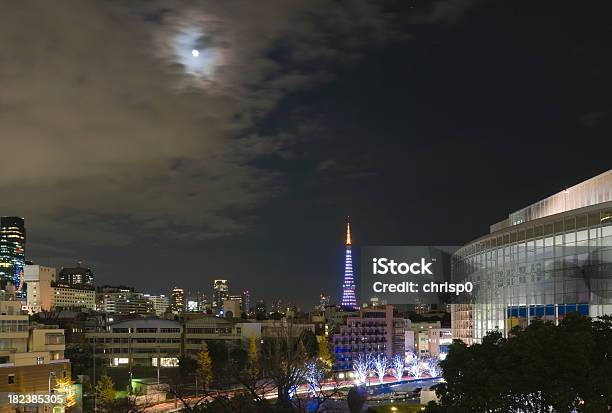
left=48, top=371, right=56, bottom=394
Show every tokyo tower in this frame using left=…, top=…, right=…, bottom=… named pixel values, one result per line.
left=340, top=218, right=357, bottom=308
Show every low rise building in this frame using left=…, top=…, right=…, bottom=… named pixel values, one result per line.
left=428, top=328, right=452, bottom=360
left=183, top=316, right=242, bottom=356
left=0, top=300, right=71, bottom=405
left=409, top=321, right=441, bottom=356
left=237, top=320, right=315, bottom=341
left=86, top=318, right=182, bottom=367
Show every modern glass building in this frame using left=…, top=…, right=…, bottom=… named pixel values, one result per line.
left=0, top=216, right=26, bottom=291
left=452, top=170, right=612, bottom=344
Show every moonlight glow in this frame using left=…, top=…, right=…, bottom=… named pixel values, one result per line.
left=173, top=26, right=218, bottom=79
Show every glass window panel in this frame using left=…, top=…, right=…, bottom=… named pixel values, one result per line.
left=544, top=224, right=554, bottom=235
left=588, top=213, right=601, bottom=226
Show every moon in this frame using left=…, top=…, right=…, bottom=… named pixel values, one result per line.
left=170, top=26, right=219, bottom=79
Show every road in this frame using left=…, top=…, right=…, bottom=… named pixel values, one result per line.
left=140, top=375, right=437, bottom=412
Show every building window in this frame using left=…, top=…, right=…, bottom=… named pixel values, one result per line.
left=37, top=356, right=44, bottom=365
left=7, top=374, right=14, bottom=384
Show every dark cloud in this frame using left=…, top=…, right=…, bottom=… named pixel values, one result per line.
left=0, top=0, right=485, bottom=301
left=580, top=111, right=608, bottom=128
left=0, top=1, right=413, bottom=248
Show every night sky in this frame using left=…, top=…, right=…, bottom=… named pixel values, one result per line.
left=2, top=1, right=611, bottom=308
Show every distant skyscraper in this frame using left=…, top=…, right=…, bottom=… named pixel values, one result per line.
left=242, top=290, right=251, bottom=314
left=58, top=262, right=94, bottom=286
left=198, top=293, right=209, bottom=312
left=0, top=217, right=26, bottom=291
left=340, top=219, right=357, bottom=308
left=212, top=279, right=229, bottom=312
left=255, top=300, right=267, bottom=319
left=171, top=287, right=185, bottom=313
left=319, top=292, right=330, bottom=310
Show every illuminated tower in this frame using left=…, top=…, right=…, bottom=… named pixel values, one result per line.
left=0, top=217, right=26, bottom=291
left=340, top=218, right=357, bottom=308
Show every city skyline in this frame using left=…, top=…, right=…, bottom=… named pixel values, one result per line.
left=1, top=1, right=611, bottom=308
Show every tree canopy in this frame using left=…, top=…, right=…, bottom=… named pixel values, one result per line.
left=427, top=313, right=612, bottom=413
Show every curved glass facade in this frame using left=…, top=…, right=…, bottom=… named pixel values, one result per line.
left=452, top=203, right=612, bottom=344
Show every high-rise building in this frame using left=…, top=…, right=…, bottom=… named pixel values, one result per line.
left=340, top=219, right=357, bottom=308
left=143, top=294, right=170, bottom=316
left=0, top=217, right=26, bottom=291
left=242, top=290, right=251, bottom=314
left=332, top=305, right=405, bottom=371
left=97, top=290, right=153, bottom=315
left=198, top=293, right=209, bottom=312
left=171, top=287, right=185, bottom=313
left=255, top=300, right=267, bottom=319
left=212, top=279, right=229, bottom=311
left=58, top=263, right=94, bottom=286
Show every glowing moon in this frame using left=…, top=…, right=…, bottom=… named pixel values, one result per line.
left=171, top=26, right=218, bottom=79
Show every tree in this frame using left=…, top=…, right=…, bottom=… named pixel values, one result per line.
left=316, top=336, right=333, bottom=367
left=301, top=329, right=319, bottom=358
left=427, top=314, right=612, bottom=413
left=197, top=343, right=213, bottom=390
left=230, top=346, right=249, bottom=372
left=304, top=360, right=325, bottom=397
left=391, top=354, right=405, bottom=382
left=407, top=355, right=423, bottom=379
left=178, top=354, right=198, bottom=378
left=260, top=321, right=309, bottom=408
left=248, top=335, right=260, bottom=378
left=95, top=375, right=115, bottom=411
left=353, top=353, right=373, bottom=385
left=373, top=354, right=388, bottom=384
left=206, top=339, right=230, bottom=386
left=54, top=377, right=77, bottom=409
left=424, top=356, right=441, bottom=377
